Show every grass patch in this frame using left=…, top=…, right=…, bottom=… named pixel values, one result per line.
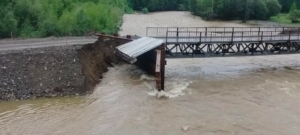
left=269, top=13, right=300, bottom=25
left=270, top=13, right=293, bottom=24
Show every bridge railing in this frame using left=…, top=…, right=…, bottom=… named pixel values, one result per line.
left=165, top=30, right=300, bottom=43
left=147, top=27, right=300, bottom=38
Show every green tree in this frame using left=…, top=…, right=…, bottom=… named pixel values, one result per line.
left=0, top=0, right=130, bottom=38
left=251, top=0, right=269, bottom=20
left=290, top=1, right=298, bottom=12
left=0, top=6, right=18, bottom=38
left=278, top=0, right=294, bottom=12
left=19, top=19, right=36, bottom=37
left=296, top=0, right=300, bottom=10
left=266, top=0, right=282, bottom=18
left=289, top=10, right=300, bottom=22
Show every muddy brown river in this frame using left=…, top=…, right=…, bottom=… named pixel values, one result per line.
left=1, top=11, right=300, bottom=135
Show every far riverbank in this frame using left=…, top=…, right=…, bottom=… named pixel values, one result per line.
left=120, top=11, right=300, bottom=36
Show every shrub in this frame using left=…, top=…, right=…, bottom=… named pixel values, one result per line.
left=289, top=10, right=300, bottom=23
left=141, top=7, right=149, bottom=14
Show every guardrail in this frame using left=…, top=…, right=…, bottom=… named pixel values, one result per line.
left=164, top=30, right=300, bottom=43
left=147, top=27, right=300, bottom=38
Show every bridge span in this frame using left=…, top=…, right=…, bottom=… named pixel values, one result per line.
left=116, top=27, right=300, bottom=92
left=147, top=27, right=300, bottom=58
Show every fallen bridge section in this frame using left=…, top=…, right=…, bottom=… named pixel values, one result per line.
left=116, top=37, right=166, bottom=91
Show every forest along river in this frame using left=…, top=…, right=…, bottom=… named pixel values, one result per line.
left=1, top=11, right=300, bottom=135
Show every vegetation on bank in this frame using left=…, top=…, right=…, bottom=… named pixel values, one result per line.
left=188, top=0, right=282, bottom=20
left=0, top=0, right=131, bottom=38
left=1, top=0, right=300, bottom=38
left=270, top=14, right=294, bottom=24
left=270, top=1, right=300, bottom=24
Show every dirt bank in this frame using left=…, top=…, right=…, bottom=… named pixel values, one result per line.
left=0, top=36, right=129, bottom=100
left=77, top=36, right=131, bottom=91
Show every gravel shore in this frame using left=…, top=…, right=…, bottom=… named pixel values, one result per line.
left=0, top=45, right=85, bottom=100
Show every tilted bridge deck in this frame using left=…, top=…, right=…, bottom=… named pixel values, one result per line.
left=147, top=27, right=300, bottom=58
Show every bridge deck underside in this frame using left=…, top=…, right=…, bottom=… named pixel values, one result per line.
left=165, top=42, right=300, bottom=58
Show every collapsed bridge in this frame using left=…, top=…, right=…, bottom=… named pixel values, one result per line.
left=115, top=27, right=300, bottom=91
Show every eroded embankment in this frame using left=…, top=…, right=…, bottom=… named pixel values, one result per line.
left=77, top=36, right=131, bottom=91
left=0, top=36, right=130, bottom=100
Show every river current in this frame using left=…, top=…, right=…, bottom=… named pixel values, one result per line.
left=1, top=11, right=300, bottom=135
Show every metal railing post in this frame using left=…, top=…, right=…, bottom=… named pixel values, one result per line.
left=289, top=31, right=291, bottom=41
left=242, top=32, right=244, bottom=42
left=297, top=28, right=300, bottom=40
left=200, top=32, right=202, bottom=43
left=205, top=27, right=207, bottom=36
left=231, top=28, right=234, bottom=42
left=166, top=31, right=168, bottom=43
left=189, top=32, right=191, bottom=43
left=167, top=27, right=169, bottom=36
left=210, top=32, right=212, bottom=42
left=176, top=31, right=179, bottom=43
left=271, top=32, right=273, bottom=41
left=261, top=31, right=264, bottom=42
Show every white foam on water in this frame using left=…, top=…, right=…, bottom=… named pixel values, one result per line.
left=147, top=90, right=169, bottom=98
left=164, top=81, right=191, bottom=98
left=146, top=80, right=192, bottom=98
left=148, top=90, right=159, bottom=96
left=157, top=91, right=169, bottom=98
left=140, top=74, right=155, bottom=81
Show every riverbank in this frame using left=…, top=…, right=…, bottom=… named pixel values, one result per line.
left=269, top=13, right=300, bottom=26
left=0, top=46, right=85, bottom=100
left=120, top=11, right=300, bottom=37
left=0, top=36, right=129, bottom=100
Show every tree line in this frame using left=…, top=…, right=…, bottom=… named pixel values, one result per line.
left=188, top=0, right=282, bottom=20
left=130, top=0, right=300, bottom=21
left=1, top=0, right=300, bottom=38
left=0, top=0, right=131, bottom=38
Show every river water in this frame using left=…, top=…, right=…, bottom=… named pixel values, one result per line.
left=1, top=11, right=300, bottom=135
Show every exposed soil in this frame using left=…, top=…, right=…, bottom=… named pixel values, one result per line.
left=77, top=36, right=131, bottom=91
